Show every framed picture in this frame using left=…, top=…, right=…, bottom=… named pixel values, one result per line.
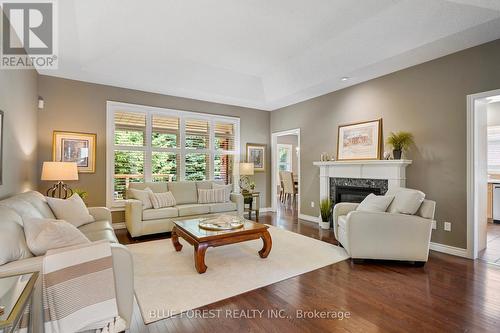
left=246, top=143, right=266, bottom=172
left=337, top=119, right=382, bottom=161
left=0, top=110, right=3, bottom=185
left=53, top=131, right=96, bottom=173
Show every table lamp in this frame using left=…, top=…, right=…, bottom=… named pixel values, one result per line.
left=41, top=162, right=79, bottom=198
left=239, top=162, right=254, bottom=192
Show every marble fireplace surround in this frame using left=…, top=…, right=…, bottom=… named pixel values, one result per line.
left=313, top=160, right=412, bottom=203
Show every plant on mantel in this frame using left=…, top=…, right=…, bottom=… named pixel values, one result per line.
left=386, top=131, right=414, bottom=160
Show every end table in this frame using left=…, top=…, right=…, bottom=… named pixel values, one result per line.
left=242, top=191, right=260, bottom=221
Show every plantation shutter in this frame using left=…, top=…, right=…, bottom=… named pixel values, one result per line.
left=185, top=119, right=209, bottom=149
left=214, top=122, right=235, bottom=151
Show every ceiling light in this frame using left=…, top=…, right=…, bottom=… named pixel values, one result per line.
left=341, top=77, right=349, bottom=82
left=486, top=96, right=500, bottom=103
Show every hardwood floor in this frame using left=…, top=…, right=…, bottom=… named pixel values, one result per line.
left=117, top=206, right=500, bottom=332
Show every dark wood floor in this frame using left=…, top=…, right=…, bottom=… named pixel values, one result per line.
left=116, top=202, right=500, bottom=333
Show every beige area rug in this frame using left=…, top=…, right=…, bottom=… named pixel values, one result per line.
left=127, top=226, right=349, bottom=324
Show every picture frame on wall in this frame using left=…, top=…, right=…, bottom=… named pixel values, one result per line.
left=246, top=143, right=266, bottom=172
left=53, top=131, right=96, bottom=173
left=337, top=119, right=382, bottom=161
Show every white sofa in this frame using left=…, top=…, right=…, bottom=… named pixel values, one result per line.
left=0, top=191, right=134, bottom=332
left=125, top=180, right=244, bottom=237
left=333, top=188, right=435, bottom=265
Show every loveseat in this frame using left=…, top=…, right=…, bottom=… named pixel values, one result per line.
left=333, top=187, right=435, bottom=265
left=0, top=191, right=134, bottom=332
left=125, top=180, right=244, bottom=237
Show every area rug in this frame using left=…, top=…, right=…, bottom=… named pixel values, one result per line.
left=127, top=226, right=349, bottom=324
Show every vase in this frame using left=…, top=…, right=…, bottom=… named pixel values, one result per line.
left=393, top=149, right=402, bottom=160
left=320, top=220, right=330, bottom=230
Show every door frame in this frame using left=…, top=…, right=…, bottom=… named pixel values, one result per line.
left=271, top=128, right=301, bottom=214
left=467, top=88, right=500, bottom=259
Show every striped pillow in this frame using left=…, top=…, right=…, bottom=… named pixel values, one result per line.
left=146, top=189, right=176, bottom=209
left=212, top=183, right=232, bottom=202
left=198, top=188, right=228, bottom=204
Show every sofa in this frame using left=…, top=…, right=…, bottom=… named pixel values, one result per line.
left=125, top=180, right=244, bottom=237
left=0, top=191, right=134, bottom=332
left=333, top=187, right=435, bottom=265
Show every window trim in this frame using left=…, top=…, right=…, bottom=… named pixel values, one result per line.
left=106, top=101, right=240, bottom=208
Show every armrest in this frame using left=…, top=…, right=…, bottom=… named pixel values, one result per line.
left=333, top=202, right=359, bottom=239
left=111, top=243, right=134, bottom=330
left=88, top=206, right=112, bottom=221
left=125, top=199, right=143, bottom=237
left=230, top=193, right=244, bottom=216
left=346, top=211, right=433, bottom=260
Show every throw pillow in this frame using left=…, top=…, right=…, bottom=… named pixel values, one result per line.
left=198, top=188, right=229, bottom=204
left=23, top=217, right=90, bottom=256
left=387, top=189, right=425, bottom=215
left=356, top=193, right=394, bottom=213
left=46, top=194, right=95, bottom=227
left=212, top=183, right=232, bottom=202
left=147, top=189, right=176, bottom=209
left=128, top=188, right=153, bottom=209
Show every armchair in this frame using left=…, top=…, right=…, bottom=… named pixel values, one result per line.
left=333, top=188, right=435, bottom=265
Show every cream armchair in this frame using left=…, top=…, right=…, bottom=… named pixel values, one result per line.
left=333, top=189, right=435, bottom=266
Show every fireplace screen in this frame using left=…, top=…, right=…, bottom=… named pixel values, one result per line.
left=329, top=177, right=388, bottom=205
left=335, top=185, right=381, bottom=204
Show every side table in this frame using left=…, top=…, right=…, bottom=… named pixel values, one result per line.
left=242, top=191, right=260, bottom=221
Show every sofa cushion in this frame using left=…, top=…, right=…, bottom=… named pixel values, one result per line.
left=128, top=182, right=168, bottom=193
left=213, top=183, right=232, bottom=202
left=387, top=188, right=425, bottom=215
left=148, top=190, right=176, bottom=209
left=177, top=204, right=210, bottom=216
left=142, top=207, right=178, bottom=221
left=128, top=188, right=153, bottom=209
left=46, top=194, right=95, bottom=227
left=81, top=229, right=118, bottom=243
left=78, top=220, right=114, bottom=234
left=23, top=218, right=90, bottom=256
left=338, top=215, right=347, bottom=229
left=198, top=188, right=229, bottom=204
left=196, top=181, right=213, bottom=190
left=209, top=202, right=237, bottom=213
left=15, top=191, right=56, bottom=219
left=168, top=182, right=198, bottom=205
left=0, top=196, right=46, bottom=221
left=357, top=194, right=394, bottom=213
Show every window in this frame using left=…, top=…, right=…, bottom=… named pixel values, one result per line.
left=488, top=126, right=500, bottom=173
left=277, top=144, right=292, bottom=172
left=107, top=102, right=240, bottom=207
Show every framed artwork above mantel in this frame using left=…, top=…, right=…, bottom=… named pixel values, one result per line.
left=52, top=131, right=96, bottom=173
left=336, top=119, right=382, bottom=161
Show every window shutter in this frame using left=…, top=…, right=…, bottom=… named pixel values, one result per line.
left=215, top=122, right=235, bottom=151
left=114, top=111, right=146, bottom=146
left=185, top=119, right=209, bottom=149
left=152, top=115, right=180, bottom=148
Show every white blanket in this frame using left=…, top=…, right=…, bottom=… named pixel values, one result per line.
left=42, top=241, right=126, bottom=333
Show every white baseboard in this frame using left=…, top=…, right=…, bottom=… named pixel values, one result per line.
left=298, top=214, right=321, bottom=223
left=112, top=222, right=126, bottom=230
left=259, top=207, right=272, bottom=213
left=429, top=242, right=469, bottom=258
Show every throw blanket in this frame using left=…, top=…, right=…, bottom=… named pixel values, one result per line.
left=42, top=241, right=126, bottom=333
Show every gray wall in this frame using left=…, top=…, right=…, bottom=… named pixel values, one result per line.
left=37, top=76, right=271, bottom=222
left=0, top=69, right=38, bottom=198
left=271, top=39, right=500, bottom=249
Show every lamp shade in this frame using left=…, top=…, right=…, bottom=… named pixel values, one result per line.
left=41, top=162, right=79, bottom=181
left=239, top=163, right=254, bottom=176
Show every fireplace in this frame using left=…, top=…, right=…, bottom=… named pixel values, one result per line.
left=335, top=185, right=382, bottom=204
left=330, top=177, right=388, bottom=205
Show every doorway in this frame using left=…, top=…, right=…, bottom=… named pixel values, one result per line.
left=271, top=129, right=300, bottom=217
left=468, top=89, right=500, bottom=262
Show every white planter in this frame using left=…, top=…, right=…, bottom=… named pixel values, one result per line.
left=320, top=221, right=330, bottom=230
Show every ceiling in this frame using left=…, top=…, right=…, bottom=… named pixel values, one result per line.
left=38, top=0, right=500, bottom=111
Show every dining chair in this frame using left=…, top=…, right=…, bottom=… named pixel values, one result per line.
left=279, top=171, right=297, bottom=204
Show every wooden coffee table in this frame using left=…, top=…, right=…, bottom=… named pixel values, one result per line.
left=171, top=218, right=272, bottom=274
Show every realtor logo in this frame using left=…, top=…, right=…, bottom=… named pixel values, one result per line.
left=1, top=0, right=57, bottom=69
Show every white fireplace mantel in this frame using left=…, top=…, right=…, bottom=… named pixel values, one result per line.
left=313, top=160, right=412, bottom=201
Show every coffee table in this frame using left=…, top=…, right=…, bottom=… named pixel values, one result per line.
left=171, top=218, right=272, bottom=274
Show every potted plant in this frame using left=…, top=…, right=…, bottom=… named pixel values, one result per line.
left=320, top=199, right=333, bottom=230
left=386, top=131, right=414, bottom=159
left=73, top=188, right=88, bottom=204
